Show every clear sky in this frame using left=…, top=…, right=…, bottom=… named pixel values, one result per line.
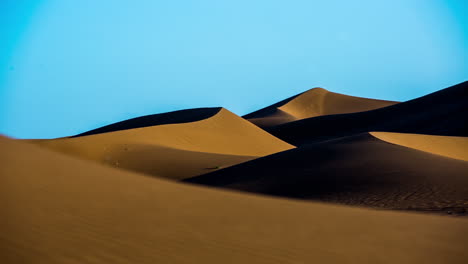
left=1, top=0, right=467, bottom=138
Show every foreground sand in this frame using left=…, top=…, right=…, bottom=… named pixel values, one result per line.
left=28, top=108, right=293, bottom=179
left=1, top=137, right=468, bottom=263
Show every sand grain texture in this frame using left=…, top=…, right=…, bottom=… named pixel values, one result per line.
left=186, top=133, right=468, bottom=214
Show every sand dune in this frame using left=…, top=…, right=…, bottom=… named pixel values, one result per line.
left=186, top=132, right=468, bottom=214
left=2, top=137, right=468, bottom=263
left=28, top=108, right=293, bottom=179
left=245, top=87, right=398, bottom=128
left=268, top=81, right=468, bottom=145
left=370, top=132, right=468, bottom=162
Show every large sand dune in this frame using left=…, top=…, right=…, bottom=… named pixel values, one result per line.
left=244, top=87, right=398, bottom=128
left=1, top=137, right=468, bottom=263
left=186, top=132, right=468, bottom=214
left=28, top=108, right=293, bottom=179
left=267, top=81, right=468, bottom=145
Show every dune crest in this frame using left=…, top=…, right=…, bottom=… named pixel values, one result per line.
left=72, top=107, right=222, bottom=137
left=269, top=81, right=468, bottom=145
left=29, top=108, right=294, bottom=179
left=245, top=87, right=398, bottom=128
left=370, top=132, right=468, bottom=162
left=1, top=137, right=467, bottom=263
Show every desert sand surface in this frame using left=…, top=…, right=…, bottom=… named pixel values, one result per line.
left=28, top=108, right=293, bottom=179
left=2, top=81, right=468, bottom=263
left=370, top=132, right=468, bottom=162
left=268, top=81, right=468, bottom=145
left=1, top=137, right=468, bottom=264
left=244, top=87, right=398, bottom=128
left=186, top=132, right=468, bottom=214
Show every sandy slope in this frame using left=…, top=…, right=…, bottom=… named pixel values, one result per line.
left=1, top=137, right=468, bottom=263
left=268, top=81, right=468, bottom=145
left=28, top=108, right=293, bottom=179
left=244, top=87, right=398, bottom=128
left=186, top=133, right=468, bottom=214
left=370, top=132, right=468, bottom=162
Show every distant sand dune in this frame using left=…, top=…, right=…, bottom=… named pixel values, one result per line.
left=245, top=87, right=398, bottom=128
left=1, top=137, right=467, bottom=263
left=269, top=81, right=468, bottom=145
left=28, top=108, right=293, bottom=179
left=370, top=132, right=468, bottom=162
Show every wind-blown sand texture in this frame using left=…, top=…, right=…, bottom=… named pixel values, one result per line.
left=1, top=137, right=468, bottom=263
left=186, top=132, right=468, bottom=214
left=2, top=81, right=468, bottom=263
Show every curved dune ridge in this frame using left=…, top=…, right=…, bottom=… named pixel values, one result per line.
left=1, top=137, right=468, bottom=264
left=245, top=87, right=398, bottom=128
left=186, top=132, right=468, bottom=214
left=269, top=81, right=468, bottom=145
left=370, top=132, right=468, bottom=162
left=29, top=108, right=294, bottom=179
left=72, top=107, right=222, bottom=137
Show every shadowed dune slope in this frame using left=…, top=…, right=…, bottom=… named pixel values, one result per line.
left=268, top=81, right=468, bottom=145
left=370, top=132, right=468, bottom=162
left=29, top=108, right=294, bottom=179
left=72, top=107, right=222, bottom=137
left=244, top=87, right=398, bottom=128
left=1, top=137, right=468, bottom=264
left=186, top=133, right=468, bottom=214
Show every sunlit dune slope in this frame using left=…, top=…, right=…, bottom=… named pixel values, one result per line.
left=186, top=133, right=468, bottom=214
left=28, top=108, right=293, bottom=179
left=1, top=137, right=467, bottom=264
left=269, top=81, right=468, bottom=145
left=370, top=132, right=468, bottom=162
left=244, top=87, right=398, bottom=128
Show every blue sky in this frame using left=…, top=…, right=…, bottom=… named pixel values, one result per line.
left=1, top=0, right=467, bottom=138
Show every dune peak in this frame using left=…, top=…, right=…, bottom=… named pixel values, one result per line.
left=28, top=107, right=294, bottom=180
left=245, top=87, right=398, bottom=128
